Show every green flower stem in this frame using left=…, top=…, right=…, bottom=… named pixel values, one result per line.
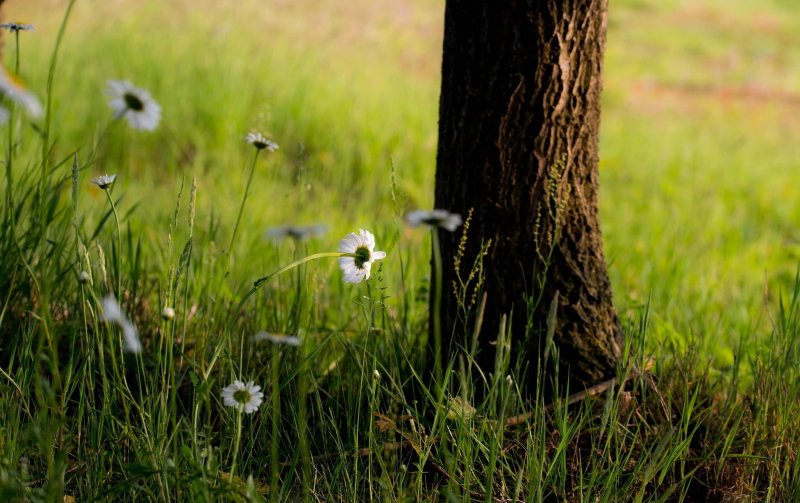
left=229, top=252, right=355, bottom=326
left=229, top=409, right=244, bottom=487
left=431, top=229, right=444, bottom=387
left=14, top=31, right=20, bottom=75
left=229, top=149, right=261, bottom=256
left=5, top=31, right=30, bottom=295
left=104, top=189, right=123, bottom=296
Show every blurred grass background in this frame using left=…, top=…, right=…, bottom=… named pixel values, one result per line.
left=5, top=0, right=800, bottom=365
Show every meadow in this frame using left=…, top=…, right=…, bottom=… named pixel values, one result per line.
left=1, top=0, right=799, bottom=500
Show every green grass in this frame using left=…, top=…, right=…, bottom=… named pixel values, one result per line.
left=1, top=0, right=799, bottom=500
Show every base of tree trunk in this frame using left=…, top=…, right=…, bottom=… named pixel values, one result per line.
left=433, top=0, right=622, bottom=398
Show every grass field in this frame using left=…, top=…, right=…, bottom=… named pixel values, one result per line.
left=1, top=0, right=799, bottom=500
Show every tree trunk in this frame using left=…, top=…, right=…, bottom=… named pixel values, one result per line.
left=434, top=0, right=622, bottom=393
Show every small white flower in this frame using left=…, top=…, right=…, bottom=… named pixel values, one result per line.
left=372, top=369, right=381, bottom=381
left=91, top=174, right=117, bottom=190
left=253, top=332, right=301, bottom=346
left=221, top=380, right=264, bottom=414
left=0, top=22, right=35, bottom=32
left=162, top=306, right=175, bottom=320
left=245, top=132, right=279, bottom=151
left=505, top=374, right=513, bottom=386
left=405, top=209, right=463, bottom=232
left=106, top=80, right=161, bottom=131
left=265, top=224, right=328, bottom=242
left=337, top=229, right=386, bottom=284
left=101, top=294, right=142, bottom=353
left=0, top=66, right=42, bottom=118
left=78, top=271, right=91, bottom=284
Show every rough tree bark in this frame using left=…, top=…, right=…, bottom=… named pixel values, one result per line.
left=434, top=0, right=622, bottom=392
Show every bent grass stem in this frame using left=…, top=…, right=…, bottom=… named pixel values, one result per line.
left=229, top=251, right=356, bottom=327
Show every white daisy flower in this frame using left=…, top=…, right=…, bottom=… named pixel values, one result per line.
left=265, top=224, right=328, bottom=242
left=337, top=229, right=386, bottom=284
left=106, top=80, right=161, bottom=131
left=221, top=380, right=264, bottom=414
left=245, top=132, right=279, bottom=151
left=405, top=209, right=463, bottom=232
left=91, top=174, right=117, bottom=190
left=0, top=22, right=35, bottom=32
left=253, top=331, right=301, bottom=346
left=100, top=294, right=142, bottom=353
left=0, top=67, right=42, bottom=119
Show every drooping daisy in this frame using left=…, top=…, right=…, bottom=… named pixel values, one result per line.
left=265, top=224, right=328, bottom=242
left=0, top=66, right=42, bottom=118
left=245, top=132, right=279, bottom=151
left=106, top=80, right=161, bottom=131
left=337, top=229, right=386, bottom=284
left=253, top=331, right=301, bottom=347
left=91, top=174, right=117, bottom=190
left=0, top=22, right=35, bottom=32
left=221, top=380, right=264, bottom=414
left=405, top=209, right=463, bottom=232
left=100, top=294, right=142, bottom=353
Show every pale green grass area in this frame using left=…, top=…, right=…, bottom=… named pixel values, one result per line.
left=1, top=0, right=799, bottom=500
left=604, top=0, right=800, bottom=364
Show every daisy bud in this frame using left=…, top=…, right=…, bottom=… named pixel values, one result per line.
left=162, top=306, right=175, bottom=320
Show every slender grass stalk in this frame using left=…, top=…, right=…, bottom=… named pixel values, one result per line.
left=296, top=340, right=312, bottom=502
left=270, top=348, right=281, bottom=503
left=39, top=0, right=77, bottom=235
